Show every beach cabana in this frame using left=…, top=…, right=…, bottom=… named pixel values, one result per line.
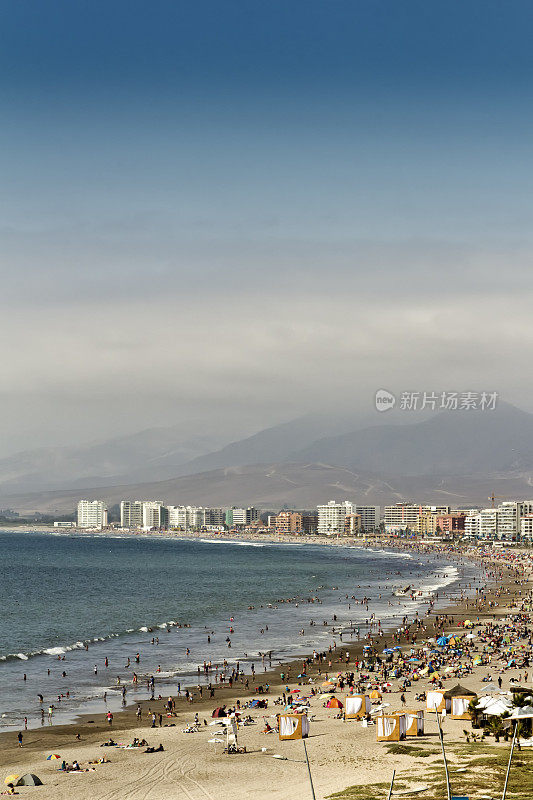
left=278, top=713, right=310, bottom=740
left=404, top=709, right=424, bottom=736
left=344, top=694, right=371, bottom=720
left=426, top=691, right=450, bottom=713
left=376, top=714, right=406, bottom=742
left=444, top=684, right=477, bottom=720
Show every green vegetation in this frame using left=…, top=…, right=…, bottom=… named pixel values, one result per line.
left=328, top=745, right=533, bottom=800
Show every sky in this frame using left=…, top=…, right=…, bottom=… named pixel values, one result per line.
left=1, top=0, right=533, bottom=454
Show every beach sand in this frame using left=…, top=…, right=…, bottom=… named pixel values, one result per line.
left=1, top=543, right=531, bottom=800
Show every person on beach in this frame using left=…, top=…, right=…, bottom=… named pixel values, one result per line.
left=17, top=731, right=23, bottom=747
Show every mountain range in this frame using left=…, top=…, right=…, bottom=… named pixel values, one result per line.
left=3, top=401, right=533, bottom=515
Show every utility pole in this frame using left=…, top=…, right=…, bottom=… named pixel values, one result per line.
left=501, top=721, right=518, bottom=800
left=303, top=739, right=316, bottom=800
left=435, top=709, right=451, bottom=800
left=386, top=769, right=396, bottom=800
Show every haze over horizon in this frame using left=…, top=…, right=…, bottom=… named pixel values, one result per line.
left=2, top=1, right=533, bottom=456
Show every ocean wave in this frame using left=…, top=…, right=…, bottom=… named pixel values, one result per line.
left=414, top=565, right=459, bottom=596
left=198, top=538, right=266, bottom=547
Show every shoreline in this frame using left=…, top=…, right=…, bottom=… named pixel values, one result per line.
left=0, top=535, right=481, bottom=734
left=0, top=541, right=530, bottom=799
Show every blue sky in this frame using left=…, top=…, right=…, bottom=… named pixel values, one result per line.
left=1, top=1, right=533, bottom=451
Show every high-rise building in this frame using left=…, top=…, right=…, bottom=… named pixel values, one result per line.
left=301, top=513, right=318, bottom=535
left=141, top=501, right=168, bottom=530
left=271, top=511, right=302, bottom=534
left=168, top=505, right=205, bottom=529
left=77, top=500, right=107, bottom=530
left=317, top=501, right=355, bottom=535
left=520, top=515, right=533, bottom=540
left=120, top=500, right=143, bottom=528
left=383, top=503, right=420, bottom=532
left=204, top=507, right=226, bottom=526
left=355, top=506, right=380, bottom=531
left=227, top=507, right=259, bottom=526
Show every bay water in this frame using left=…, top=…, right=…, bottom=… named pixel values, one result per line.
left=0, top=531, right=482, bottom=730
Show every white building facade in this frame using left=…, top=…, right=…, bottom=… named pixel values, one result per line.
left=77, top=500, right=108, bottom=530
left=383, top=503, right=420, bottom=532
left=317, top=501, right=355, bottom=535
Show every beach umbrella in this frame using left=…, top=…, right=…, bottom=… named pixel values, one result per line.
left=483, top=699, right=513, bottom=716
left=465, top=633, right=476, bottom=640
left=509, top=706, right=533, bottom=719
left=46, top=755, right=61, bottom=760
left=319, top=693, right=334, bottom=699
left=437, top=636, right=449, bottom=646
left=370, top=703, right=391, bottom=714
left=16, top=775, right=43, bottom=787
left=290, top=689, right=301, bottom=694
left=4, top=776, right=19, bottom=786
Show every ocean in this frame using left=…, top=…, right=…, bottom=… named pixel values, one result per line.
left=0, top=531, right=483, bottom=731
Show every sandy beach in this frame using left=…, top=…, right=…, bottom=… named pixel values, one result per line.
left=1, top=541, right=531, bottom=800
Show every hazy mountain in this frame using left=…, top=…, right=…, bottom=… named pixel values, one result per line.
left=171, top=407, right=426, bottom=477
left=4, top=462, right=533, bottom=516
left=290, top=402, right=533, bottom=476
left=0, top=425, right=234, bottom=495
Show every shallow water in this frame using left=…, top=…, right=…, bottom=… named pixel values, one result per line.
left=0, top=530, right=481, bottom=730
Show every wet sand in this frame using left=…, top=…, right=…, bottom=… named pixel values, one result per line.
left=0, top=542, right=530, bottom=800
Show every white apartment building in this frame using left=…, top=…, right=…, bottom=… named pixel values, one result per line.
left=141, top=501, right=167, bottom=530
left=77, top=500, right=108, bottom=530
left=496, top=502, right=520, bottom=540
left=464, top=501, right=533, bottom=541
left=464, top=509, right=498, bottom=539
left=120, top=500, right=143, bottom=528
left=168, top=505, right=206, bottom=529
left=464, top=513, right=480, bottom=538
left=520, top=515, right=533, bottom=540
left=317, top=501, right=355, bottom=535
left=355, top=505, right=380, bottom=531
left=383, top=503, right=420, bottom=532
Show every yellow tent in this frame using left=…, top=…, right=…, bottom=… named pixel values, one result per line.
left=4, top=776, right=19, bottom=786
left=370, top=690, right=382, bottom=700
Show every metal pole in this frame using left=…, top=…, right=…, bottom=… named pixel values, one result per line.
left=501, top=721, right=518, bottom=800
left=386, top=769, right=396, bottom=800
left=435, top=709, right=451, bottom=800
left=303, top=739, right=317, bottom=800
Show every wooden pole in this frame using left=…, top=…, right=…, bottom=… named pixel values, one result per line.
left=386, top=769, right=396, bottom=800
left=501, top=721, right=518, bottom=800
left=435, top=709, right=451, bottom=800
left=303, top=739, right=317, bottom=800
